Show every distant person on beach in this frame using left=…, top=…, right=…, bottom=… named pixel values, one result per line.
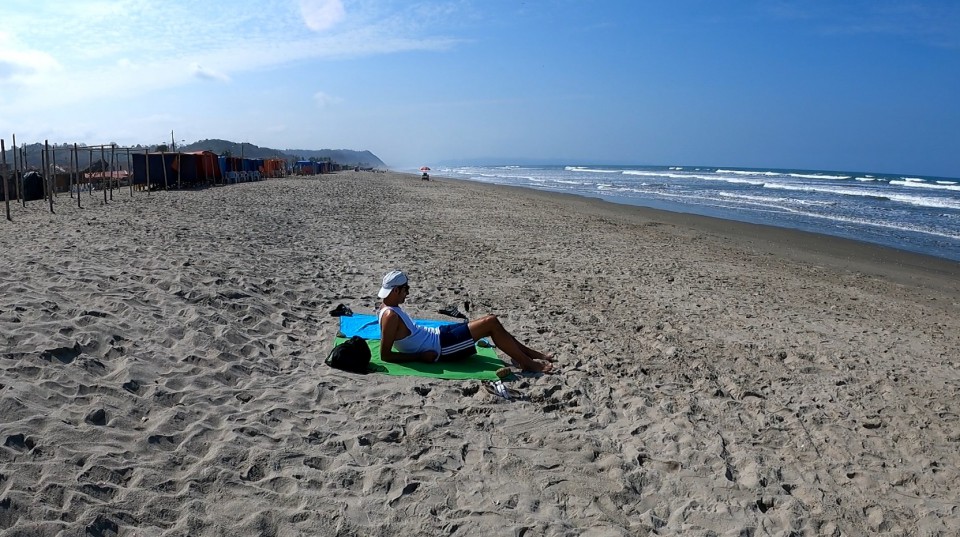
left=376, top=270, right=555, bottom=373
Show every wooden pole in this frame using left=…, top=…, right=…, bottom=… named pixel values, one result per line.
left=12, top=134, right=20, bottom=204
left=19, top=144, right=26, bottom=207
left=127, top=148, right=133, bottom=196
left=100, top=145, right=107, bottom=204
left=74, top=144, right=81, bottom=209
left=161, top=151, right=169, bottom=190
left=41, top=140, right=49, bottom=203
left=51, top=145, right=57, bottom=198
left=2, top=139, right=10, bottom=221
left=68, top=144, right=75, bottom=199
left=88, top=148, right=94, bottom=196
left=44, top=140, right=54, bottom=213
left=144, top=148, right=151, bottom=195
left=109, top=144, right=115, bottom=201
left=177, top=152, right=182, bottom=189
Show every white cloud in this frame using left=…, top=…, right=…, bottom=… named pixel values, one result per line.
left=191, top=63, right=231, bottom=83
left=0, top=0, right=464, bottom=143
left=300, top=0, right=346, bottom=32
left=314, top=91, right=343, bottom=108
left=0, top=31, right=61, bottom=84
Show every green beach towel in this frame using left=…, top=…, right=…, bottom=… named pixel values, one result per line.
left=332, top=337, right=503, bottom=380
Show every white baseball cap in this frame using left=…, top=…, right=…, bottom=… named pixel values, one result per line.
left=377, top=270, right=408, bottom=298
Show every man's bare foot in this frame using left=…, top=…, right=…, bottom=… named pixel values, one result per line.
left=510, top=358, right=554, bottom=373
left=535, top=351, right=557, bottom=362
left=518, top=345, right=556, bottom=363
left=536, top=360, right=554, bottom=373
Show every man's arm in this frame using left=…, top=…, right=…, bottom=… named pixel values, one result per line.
left=379, top=309, right=436, bottom=363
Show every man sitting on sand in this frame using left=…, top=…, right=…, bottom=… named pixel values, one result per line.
left=376, top=270, right=555, bottom=373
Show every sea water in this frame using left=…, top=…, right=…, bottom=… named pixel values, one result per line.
left=432, top=164, right=960, bottom=262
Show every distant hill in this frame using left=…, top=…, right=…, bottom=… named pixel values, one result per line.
left=183, top=139, right=385, bottom=168
left=284, top=148, right=385, bottom=168
left=1, top=139, right=386, bottom=170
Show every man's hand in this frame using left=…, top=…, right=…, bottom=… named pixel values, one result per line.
left=420, top=350, right=438, bottom=362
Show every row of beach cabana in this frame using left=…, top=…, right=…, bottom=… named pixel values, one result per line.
left=1, top=138, right=343, bottom=221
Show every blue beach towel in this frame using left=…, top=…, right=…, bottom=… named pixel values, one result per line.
left=338, top=313, right=459, bottom=340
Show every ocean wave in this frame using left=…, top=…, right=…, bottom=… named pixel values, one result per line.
left=855, top=177, right=877, bottom=182
left=718, top=192, right=836, bottom=207
left=902, top=177, right=926, bottom=182
left=702, top=176, right=766, bottom=186
left=554, top=179, right=589, bottom=185
left=601, top=187, right=959, bottom=239
left=622, top=170, right=693, bottom=180
left=781, top=211, right=960, bottom=241
left=621, top=188, right=960, bottom=241
left=788, top=173, right=851, bottom=180
left=718, top=193, right=791, bottom=203
left=891, top=180, right=960, bottom=192
left=766, top=183, right=960, bottom=210
left=716, top=169, right=779, bottom=176
left=565, top=166, right=620, bottom=173
left=715, top=169, right=851, bottom=180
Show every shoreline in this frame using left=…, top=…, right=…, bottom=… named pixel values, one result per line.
left=2, top=171, right=958, bottom=534
left=423, top=172, right=959, bottom=294
left=426, top=168, right=960, bottom=264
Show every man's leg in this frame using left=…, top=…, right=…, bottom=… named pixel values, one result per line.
left=467, top=315, right=553, bottom=373
left=517, top=340, right=555, bottom=363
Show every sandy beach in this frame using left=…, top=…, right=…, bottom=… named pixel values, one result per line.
left=1, top=171, right=958, bottom=536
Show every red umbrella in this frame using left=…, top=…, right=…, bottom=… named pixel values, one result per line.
left=420, top=166, right=431, bottom=171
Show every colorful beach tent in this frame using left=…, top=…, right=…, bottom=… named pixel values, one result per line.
left=132, top=152, right=222, bottom=187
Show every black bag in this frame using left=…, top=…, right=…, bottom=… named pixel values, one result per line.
left=326, top=336, right=371, bottom=374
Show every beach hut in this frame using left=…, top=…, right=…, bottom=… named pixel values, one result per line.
left=218, top=156, right=241, bottom=183
left=262, top=158, right=284, bottom=178
left=133, top=151, right=222, bottom=188
left=22, top=171, right=44, bottom=201
left=295, top=160, right=320, bottom=175
left=175, top=151, right=222, bottom=184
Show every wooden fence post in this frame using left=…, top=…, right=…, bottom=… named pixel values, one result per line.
left=100, top=146, right=107, bottom=204
left=2, top=139, right=10, bottom=221
left=44, top=140, right=54, bottom=213
left=12, top=134, right=20, bottom=205
left=73, top=144, right=81, bottom=209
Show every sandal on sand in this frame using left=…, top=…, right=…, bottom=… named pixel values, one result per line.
left=438, top=305, right=467, bottom=320
left=483, top=380, right=522, bottom=401
left=329, top=304, right=353, bottom=317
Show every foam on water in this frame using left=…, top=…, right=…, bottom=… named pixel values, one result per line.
left=703, top=176, right=767, bottom=186
left=440, top=164, right=960, bottom=260
left=566, top=166, right=620, bottom=173
left=788, top=173, right=851, bottom=180
left=891, top=180, right=960, bottom=192
left=716, top=169, right=780, bottom=176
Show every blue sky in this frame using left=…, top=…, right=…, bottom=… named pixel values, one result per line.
left=1, top=0, right=957, bottom=177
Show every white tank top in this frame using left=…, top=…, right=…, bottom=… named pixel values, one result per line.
left=378, top=306, right=440, bottom=355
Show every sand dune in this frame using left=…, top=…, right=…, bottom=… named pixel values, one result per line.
left=1, top=172, right=958, bottom=535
